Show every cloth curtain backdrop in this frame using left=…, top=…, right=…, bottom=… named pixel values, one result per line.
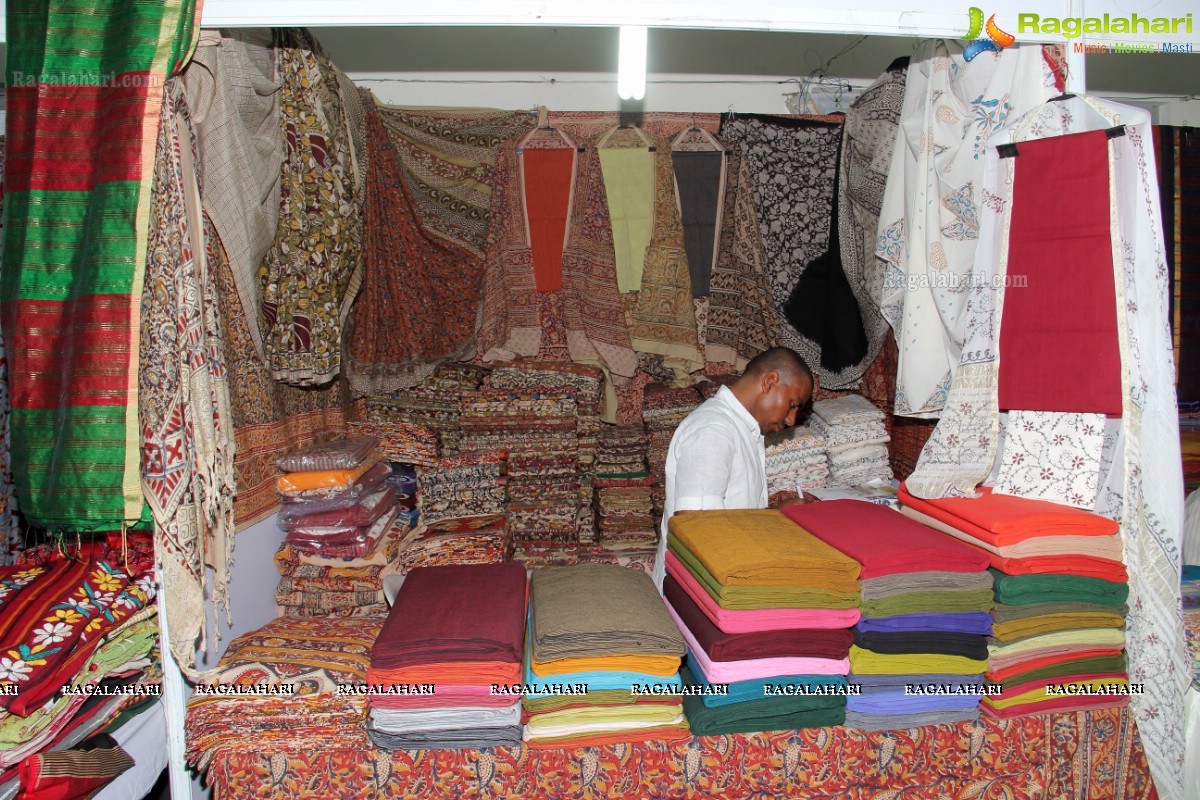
left=1, top=0, right=202, bottom=529
left=140, top=78, right=237, bottom=670
left=874, top=42, right=1052, bottom=417
left=906, top=95, right=1189, bottom=800
left=0, top=138, right=19, bottom=565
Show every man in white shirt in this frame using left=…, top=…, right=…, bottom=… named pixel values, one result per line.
left=652, top=347, right=814, bottom=591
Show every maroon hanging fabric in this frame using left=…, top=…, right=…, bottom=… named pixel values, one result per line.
left=997, top=129, right=1122, bottom=414
left=522, top=148, right=575, bottom=292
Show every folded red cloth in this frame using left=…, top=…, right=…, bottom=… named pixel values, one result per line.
left=781, top=500, right=990, bottom=579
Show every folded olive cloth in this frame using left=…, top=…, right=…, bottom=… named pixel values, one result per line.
left=991, top=611, right=1126, bottom=642
left=668, top=536, right=860, bottom=609
left=530, top=564, right=686, bottom=660
left=859, top=588, right=994, bottom=618
left=668, top=509, right=860, bottom=590
left=992, top=602, right=1129, bottom=624
left=859, top=570, right=993, bottom=602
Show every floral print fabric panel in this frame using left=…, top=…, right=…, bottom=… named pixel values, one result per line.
left=994, top=411, right=1104, bottom=509
left=257, top=31, right=362, bottom=386
left=198, top=706, right=1153, bottom=800
left=875, top=41, right=1050, bottom=416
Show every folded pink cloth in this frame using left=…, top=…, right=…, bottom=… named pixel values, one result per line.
left=664, top=551, right=861, bottom=633
left=665, top=602, right=850, bottom=682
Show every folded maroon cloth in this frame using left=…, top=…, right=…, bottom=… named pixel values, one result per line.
left=279, top=486, right=398, bottom=530
left=371, top=562, right=527, bottom=668
left=782, top=500, right=990, bottom=579
left=664, top=575, right=852, bottom=662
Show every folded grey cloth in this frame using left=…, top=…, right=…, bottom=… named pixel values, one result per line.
left=531, top=564, right=686, bottom=660
left=852, top=673, right=985, bottom=696
left=843, top=707, right=979, bottom=731
left=366, top=723, right=522, bottom=751
left=369, top=703, right=521, bottom=734
left=860, top=570, right=994, bottom=602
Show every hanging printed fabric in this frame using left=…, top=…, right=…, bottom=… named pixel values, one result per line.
left=874, top=41, right=1050, bottom=416
left=256, top=30, right=362, bottom=387
left=0, top=0, right=201, bottom=529
left=522, top=148, right=576, bottom=292
left=718, top=114, right=844, bottom=374
left=0, top=139, right=18, bottom=564
left=672, top=150, right=725, bottom=297
left=598, top=146, right=655, bottom=292
left=996, top=130, right=1122, bottom=414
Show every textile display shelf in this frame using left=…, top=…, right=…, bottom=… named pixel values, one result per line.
left=198, top=706, right=1152, bottom=799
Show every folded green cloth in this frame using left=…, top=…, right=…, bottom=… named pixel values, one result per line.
left=989, top=570, right=1128, bottom=607
left=667, top=537, right=859, bottom=610
left=860, top=588, right=993, bottom=618
left=680, top=666, right=845, bottom=736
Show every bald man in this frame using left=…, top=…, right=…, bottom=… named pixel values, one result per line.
left=652, top=347, right=814, bottom=591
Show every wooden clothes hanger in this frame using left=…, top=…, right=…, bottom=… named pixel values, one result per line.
left=670, top=116, right=723, bottom=152
left=597, top=122, right=655, bottom=150
left=517, top=106, right=580, bottom=151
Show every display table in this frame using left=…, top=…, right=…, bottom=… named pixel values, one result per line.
left=198, top=706, right=1153, bottom=799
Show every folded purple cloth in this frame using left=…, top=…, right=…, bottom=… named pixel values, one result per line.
left=854, top=612, right=993, bottom=636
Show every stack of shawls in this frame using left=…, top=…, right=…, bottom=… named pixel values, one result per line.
left=274, top=438, right=399, bottom=592
left=367, top=563, right=527, bottom=750
left=347, top=421, right=439, bottom=468
left=783, top=501, right=992, bottom=730
left=523, top=565, right=688, bottom=747
left=764, top=421, right=829, bottom=493
left=486, top=361, right=604, bottom=472
left=642, top=384, right=703, bottom=516
left=391, top=514, right=513, bottom=573
left=365, top=388, right=465, bottom=454
left=274, top=498, right=412, bottom=618
left=0, top=539, right=160, bottom=774
left=665, top=510, right=860, bottom=734
left=185, top=617, right=381, bottom=771
left=895, top=486, right=1131, bottom=718
left=593, top=424, right=656, bottom=550
left=810, top=396, right=891, bottom=486
left=415, top=451, right=508, bottom=526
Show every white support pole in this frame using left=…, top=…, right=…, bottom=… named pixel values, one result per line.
left=154, top=567, right=197, bottom=800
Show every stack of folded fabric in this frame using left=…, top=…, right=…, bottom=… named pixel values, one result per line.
left=366, top=563, right=527, bottom=750
left=347, top=420, right=439, bottom=468
left=0, top=536, right=160, bottom=781
left=392, top=513, right=513, bottom=572
left=423, top=362, right=489, bottom=393
left=415, top=451, right=508, bottom=527
left=488, top=361, right=604, bottom=475
left=642, top=384, right=702, bottom=516
left=764, top=422, right=829, bottom=494
left=810, top=396, right=891, bottom=486
left=274, top=438, right=400, bottom=615
left=366, top=388, right=465, bottom=455
left=458, top=389, right=584, bottom=566
left=896, top=486, right=1131, bottom=718
left=665, top=509, right=860, bottom=735
left=783, top=501, right=993, bottom=730
left=274, top=510, right=413, bottom=618
left=592, top=424, right=656, bottom=552
left=523, top=565, right=689, bottom=747
left=185, top=617, right=381, bottom=772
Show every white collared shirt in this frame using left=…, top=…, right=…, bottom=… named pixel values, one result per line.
left=652, top=385, right=768, bottom=592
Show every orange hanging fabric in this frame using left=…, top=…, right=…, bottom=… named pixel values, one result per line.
left=522, top=148, right=575, bottom=292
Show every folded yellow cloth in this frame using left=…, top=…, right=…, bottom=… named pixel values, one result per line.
left=668, top=510, right=860, bottom=590
left=848, top=645, right=987, bottom=675
left=982, top=678, right=1130, bottom=711
left=991, top=611, right=1126, bottom=642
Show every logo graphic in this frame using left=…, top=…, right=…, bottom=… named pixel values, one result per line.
left=963, top=7, right=1016, bottom=61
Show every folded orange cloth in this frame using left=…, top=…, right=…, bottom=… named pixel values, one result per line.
left=276, top=453, right=383, bottom=494
left=529, top=652, right=681, bottom=678
left=366, top=660, right=521, bottom=687
left=897, top=484, right=1119, bottom=546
